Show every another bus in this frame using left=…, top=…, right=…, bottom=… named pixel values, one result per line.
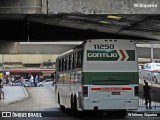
left=55, top=39, right=139, bottom=117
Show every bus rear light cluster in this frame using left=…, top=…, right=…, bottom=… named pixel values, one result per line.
left=134, top=86, right=139, bottom=97
left=83, top=86, right=88, bottom=97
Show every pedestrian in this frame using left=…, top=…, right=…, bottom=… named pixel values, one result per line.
left=30, top=74, right=34, bottom=87
left=40, top=73, right=44, bottom=82
left=143, top=80, right=147, bottom=105
left=6, top=77, right=9, bottom=86
left=35, top=75, right=39, bottom=87
left=11, top=76, right=15, bottom=86
left=51, top=73, right=55, bottom=86
left=0, top=78, right=5, bottom=99
left=20, top=76, right=24, bottom=86
left=144, top=80, right=146, bottom=84
left=143, top=82, right=155, bottom=109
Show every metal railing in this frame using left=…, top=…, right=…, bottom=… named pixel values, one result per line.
left=138, top=92, right=160, bottom=109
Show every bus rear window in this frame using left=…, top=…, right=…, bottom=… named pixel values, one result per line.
left=92, top=80, right=131, bottom=85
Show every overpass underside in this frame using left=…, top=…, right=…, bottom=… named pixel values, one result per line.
left=1, top=0, right=160, bottom=42
left=1, top=0, right=160, bottom=53
left=0, top=0, right=160, bottom=14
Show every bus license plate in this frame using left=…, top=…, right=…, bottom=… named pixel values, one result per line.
left=112, top=92, right=120, bottom=95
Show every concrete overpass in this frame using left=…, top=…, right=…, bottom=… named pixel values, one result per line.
left=1, top=0, right=160, bottom=53
left=0, top=0, right=160, bottom=14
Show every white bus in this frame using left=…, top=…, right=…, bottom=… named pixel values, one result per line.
left=55, top=39, right=139, bottom=117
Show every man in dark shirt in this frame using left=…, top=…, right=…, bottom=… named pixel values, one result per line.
left=143, top=82, right=154, bottom=109
left=51, top=73, right=55, bottom=86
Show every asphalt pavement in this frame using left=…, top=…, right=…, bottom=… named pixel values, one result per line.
left=0, top=86, right=28, bottom=106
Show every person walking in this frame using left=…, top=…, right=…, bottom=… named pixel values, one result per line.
left=11, top=76, right=15, bottom=86
left=51, top=73, right=55, bottom=86
left=35, top=75, right=39, bottom=87
left=20, top=76, right=25, bottom=86
left=143, top=82, right=155, bottom=109
left=30, top=74, right=34, bottom=87
left=0, top=78, right=5, bottom=99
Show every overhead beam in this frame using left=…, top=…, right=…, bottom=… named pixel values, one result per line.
left=0, top=42, right=20, bottom=54
left=0, top=0, right=47, bottom=14
left=48, top=0, right=160, bottom=14
left=0, top=0, right=160, bottom=14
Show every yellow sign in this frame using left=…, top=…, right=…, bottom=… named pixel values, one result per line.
left=0, top=73, right=2, bottom=78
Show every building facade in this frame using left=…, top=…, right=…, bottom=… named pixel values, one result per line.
left=0, top=54, right=58, bottom=69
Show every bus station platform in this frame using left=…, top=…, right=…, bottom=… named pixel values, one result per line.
left=0, top=86, right=28, bottom=107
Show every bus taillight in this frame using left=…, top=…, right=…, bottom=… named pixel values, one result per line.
left=134, top=86, right=139, bottom=97
left=83, top=86, right=88, bottom=97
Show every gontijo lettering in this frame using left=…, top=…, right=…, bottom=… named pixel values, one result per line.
left=88, top=52, right=118, bottom=58
left=87, top=50, right=135, bottom=61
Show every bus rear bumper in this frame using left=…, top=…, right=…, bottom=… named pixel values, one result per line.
left=82, top=100, right=138, bottom=110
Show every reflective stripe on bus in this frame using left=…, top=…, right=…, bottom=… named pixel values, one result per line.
left=91, top=87, right=132, bottom=91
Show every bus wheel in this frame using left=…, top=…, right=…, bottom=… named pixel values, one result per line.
left=58, top=94, right=65, bottom=112
left=60, top=105, right=65, bottom=112
left=71, top=96, right=77, bottom=116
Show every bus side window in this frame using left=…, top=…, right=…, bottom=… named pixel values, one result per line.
left=68, top=55, right=71, bottom=70
left=77, top=51, right=79, bottom=68
left=65, top=56, right=69, bottom=71
left=62, top=58, right=64, bottom=71
left=64, top=58, right=66, bottom=71
left=74, top=53, right=77, bottom=69
left=59, top=59, right=62, bottom=72
left=80, top=50, right=83, bottom=67
left=70, top=54, right=73, bottom=70
left=72, top=53, right=75, bottom=69
left=79, top=50, right=83, bottom=68
left=58, top=60, right=61, bottom=72
left=77, top=51, right=82, bottom=68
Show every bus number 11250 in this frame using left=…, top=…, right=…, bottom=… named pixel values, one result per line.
left=94, top=44, right=114, bottom=49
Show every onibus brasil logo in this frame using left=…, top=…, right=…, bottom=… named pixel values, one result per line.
left=87, top=50, right=135, bottom=61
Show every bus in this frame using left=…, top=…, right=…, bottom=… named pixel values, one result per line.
left=55, top=39, right=139, bottom=117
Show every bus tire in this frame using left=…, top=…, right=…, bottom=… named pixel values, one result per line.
left=58, top=94, right=65, bottom=112
left=71, top=96, right=77, bottom=116
left=60, top=105, right=65, bottom=112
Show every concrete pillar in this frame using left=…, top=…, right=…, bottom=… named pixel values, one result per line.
left=0, top=42, right=20, bottom=54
